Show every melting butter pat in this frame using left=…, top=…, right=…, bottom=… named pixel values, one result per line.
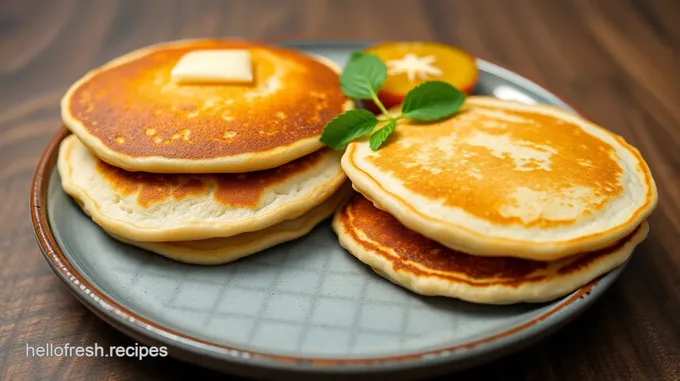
left=171, top=50, right=253, bottom=84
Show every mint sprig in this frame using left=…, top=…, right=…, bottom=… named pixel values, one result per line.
left=320, top=52, right=466, bottom=151
left=339, top=53, right=386, bottom=101
left=402, top=81, right=466, bottom=121
left=320, top=109, right=378, bottom=150
left=369, top=119, right=396, bottom=151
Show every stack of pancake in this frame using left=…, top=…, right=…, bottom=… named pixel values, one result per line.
left=333, top=96, right=657, bottom=304
left=57, top=39, right=354, bottom=265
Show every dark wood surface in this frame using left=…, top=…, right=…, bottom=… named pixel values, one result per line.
left=2, top=0, right=679, bottom=379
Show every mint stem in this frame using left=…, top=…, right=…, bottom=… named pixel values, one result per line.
left=369, top=90, right=393, bottom=120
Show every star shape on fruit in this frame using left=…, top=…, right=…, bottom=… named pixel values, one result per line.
left=385, top=53, right=443, bottom=81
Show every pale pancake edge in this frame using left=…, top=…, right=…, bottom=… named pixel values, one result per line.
left=58, top=134, right=347, bottom=242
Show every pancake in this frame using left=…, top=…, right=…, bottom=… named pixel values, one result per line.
left=61, top=38, right=353, bottom=173
left=333, top=194, right=649, bottom=304
left=57, top=134, right=346, bottom=242
left=343, top=96, right=657, bottom=261
left=99, top=183, right=353, bottom=265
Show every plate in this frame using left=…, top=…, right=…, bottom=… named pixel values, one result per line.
left=31, top=40, right=628, bottom=380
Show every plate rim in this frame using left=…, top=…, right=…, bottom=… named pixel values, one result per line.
left=30, top=39, right=625, bottom=374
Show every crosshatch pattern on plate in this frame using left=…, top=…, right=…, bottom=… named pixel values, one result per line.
left=51, top=170, right=556, bottom=358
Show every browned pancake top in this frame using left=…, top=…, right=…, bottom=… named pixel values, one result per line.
left=340, top=194, right=637, bottom=286
left=67, top=40, right=346, bottom=160
left=95, top=148, right=327, bottom=208
left=359, top=102, right=624, bottom=229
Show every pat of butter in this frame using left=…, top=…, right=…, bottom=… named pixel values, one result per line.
left=171, top=50, right=253, bottom=84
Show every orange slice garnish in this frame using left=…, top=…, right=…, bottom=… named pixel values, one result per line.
left=363, top=41, right=478, bottom=111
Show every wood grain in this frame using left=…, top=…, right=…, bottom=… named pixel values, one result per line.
left=1, top=0, right=679, bottom=379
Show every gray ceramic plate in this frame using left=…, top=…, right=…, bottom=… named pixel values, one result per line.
left=31, top=41, right=628, bottom=380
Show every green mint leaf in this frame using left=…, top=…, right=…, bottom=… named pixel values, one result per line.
left=340, top=53, right=387, bottom=100
left=348, top=51, right=364, bottom=61
left=401, top=81, right=466, bottom=121
left=320, top=109, right=379, bottom=149
left=369, top=120, right=397, bottom=151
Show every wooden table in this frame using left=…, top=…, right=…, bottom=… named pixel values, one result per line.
left=2, top=0, right=679, bottom=379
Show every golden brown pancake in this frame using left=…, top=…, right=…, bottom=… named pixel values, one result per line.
left=333, top=193, right=649, bottom=304
left=343, top=96, right=657, bottom=260
left=58, top=134, right=346, bottom=242
left=98, top=183, right=354, bottom=265
left=61, top=39, right=353, bottom=173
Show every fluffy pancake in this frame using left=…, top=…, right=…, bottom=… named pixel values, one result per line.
left=343, top=96, right=657, bottom=261
left=99, top=183, right=353, bottom=265
left=61, top=38, right=353, bottom=173
left=58, top=134, right=346, bottom=242
left=333, top=194, right=649, bottom=304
